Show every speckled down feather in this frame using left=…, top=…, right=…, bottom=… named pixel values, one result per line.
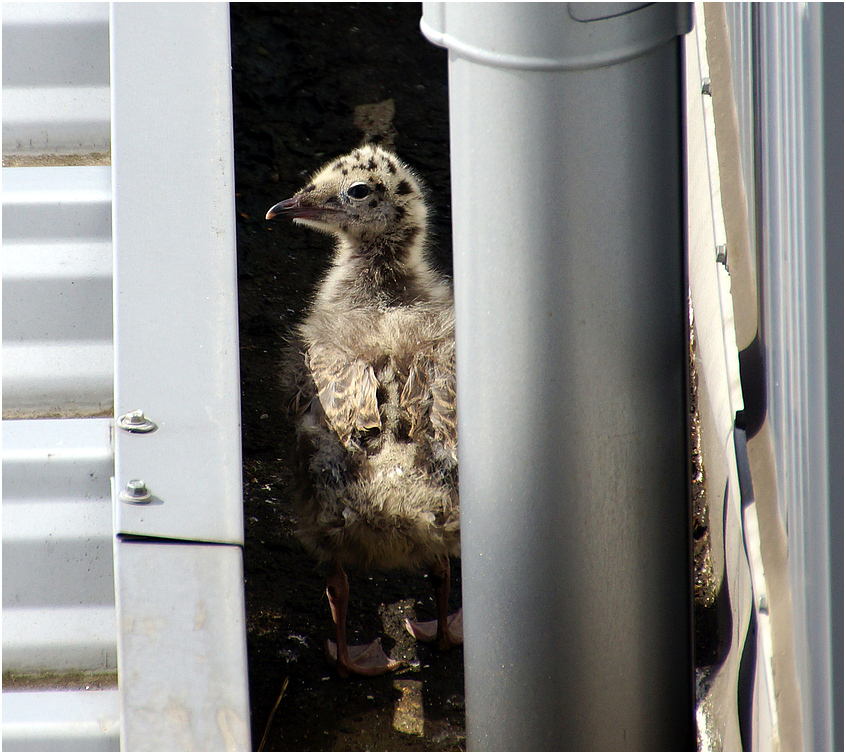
left=279, top=145, right=459, bottom=570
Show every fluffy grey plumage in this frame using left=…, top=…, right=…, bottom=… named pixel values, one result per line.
left=267, top=145, right=461, bottom=675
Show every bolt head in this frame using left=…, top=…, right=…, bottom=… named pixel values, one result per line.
left=117, top=410, right=158, bottom=433
left=120, top=478, right=152, bottom=504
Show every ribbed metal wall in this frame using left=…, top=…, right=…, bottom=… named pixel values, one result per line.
left=3, top=166, right=114, bottom=418
left=2, top=4, right=120, bottom=750
left=755, top=6, right=836, bottom=751
left=723, top=3, right=757, bottom=268
left=1, top=2, right=110, bottom=157
left=724, top=3, right=842, bottom=750
left=3, top=418, right=116, bottom=674
left=2, top=3, right=250, bottom=750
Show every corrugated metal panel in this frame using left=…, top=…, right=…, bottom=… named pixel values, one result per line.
left=3, top=2, right=250, bottom=751
left=754, top=5, right=835, bottom=751
left=2, top=3, right=118, bottom=738
left=2, top=690, right=120, bottom=752
left=723, top=3, right=839, bottom=750
left=3, top=418, right=116, bottom=674
left=1, top=2, right=110, bottom=156
left=2, top=165, right=113, bottom=418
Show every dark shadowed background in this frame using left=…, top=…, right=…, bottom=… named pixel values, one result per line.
left=231, top=3, right=465, bottom=750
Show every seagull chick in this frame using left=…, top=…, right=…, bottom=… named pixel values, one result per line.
left=267, top=144, right=461, bottom=677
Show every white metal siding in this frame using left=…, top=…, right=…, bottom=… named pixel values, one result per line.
left=3, top=166, right=114, bottom=418
left=2, top=690, right=120, bottom=752
left=2, top=2, right=110, bottom=156
left=724, top=3, right=840, bottom=749
left=2, top=4, right=119, bottom=751
left=3, top=419, right=116, bottom=675
left=754, top=6, right=836, bottom=750
left=2, top=3, right=250, bottom=750
left=108, top=4, right=249, bottom=748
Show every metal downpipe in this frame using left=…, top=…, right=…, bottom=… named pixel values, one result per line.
left=422, top=3, right=695, bottom=749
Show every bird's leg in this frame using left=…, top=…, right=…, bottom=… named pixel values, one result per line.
left=324, top=561, right=402, bottom=677
left=405, top=557, right=463, bottom=651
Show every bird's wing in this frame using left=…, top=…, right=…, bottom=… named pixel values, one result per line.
left=307, top=349, right=381, bottom=443
left=430, top=364, right=457, bottom=452
left=400, top=354, right=428, bottom=437
left=401, top=346, right=457, bottom=452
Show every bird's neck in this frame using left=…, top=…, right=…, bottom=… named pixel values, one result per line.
left=320, top=224, right=447, bottom=308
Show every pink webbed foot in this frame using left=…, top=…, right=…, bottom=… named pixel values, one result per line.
left=326, top=638, right=404, bottom=678
left=405, top=608, right=463, bottom=651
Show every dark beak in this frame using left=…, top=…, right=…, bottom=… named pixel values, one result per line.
left=266, top=196, right=300, bottom=220
left=266, top=194, right=339, bottom=221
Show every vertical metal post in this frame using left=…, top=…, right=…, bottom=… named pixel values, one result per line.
left=110, top=4, right=250, bottom=749
left=422, top=4, right=694, bottom=749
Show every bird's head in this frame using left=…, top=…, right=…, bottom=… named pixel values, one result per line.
left=266, top=145, right=427, bottom=244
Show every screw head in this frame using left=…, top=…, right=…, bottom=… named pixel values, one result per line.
left=117, top=410, right=157, bottom=433
left=120, top=478, right=152, bottom=504
left=701, top=77, right=712, bottom=96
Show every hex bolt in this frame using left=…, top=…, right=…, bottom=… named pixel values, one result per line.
left=701, top=77, right=712, bottom=96
left=120, top=479, right=153, bottom=504
left=117, top=410, right=158, bottom=433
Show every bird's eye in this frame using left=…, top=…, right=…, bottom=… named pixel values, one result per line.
left=347, top=182, right=371, bottom=200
